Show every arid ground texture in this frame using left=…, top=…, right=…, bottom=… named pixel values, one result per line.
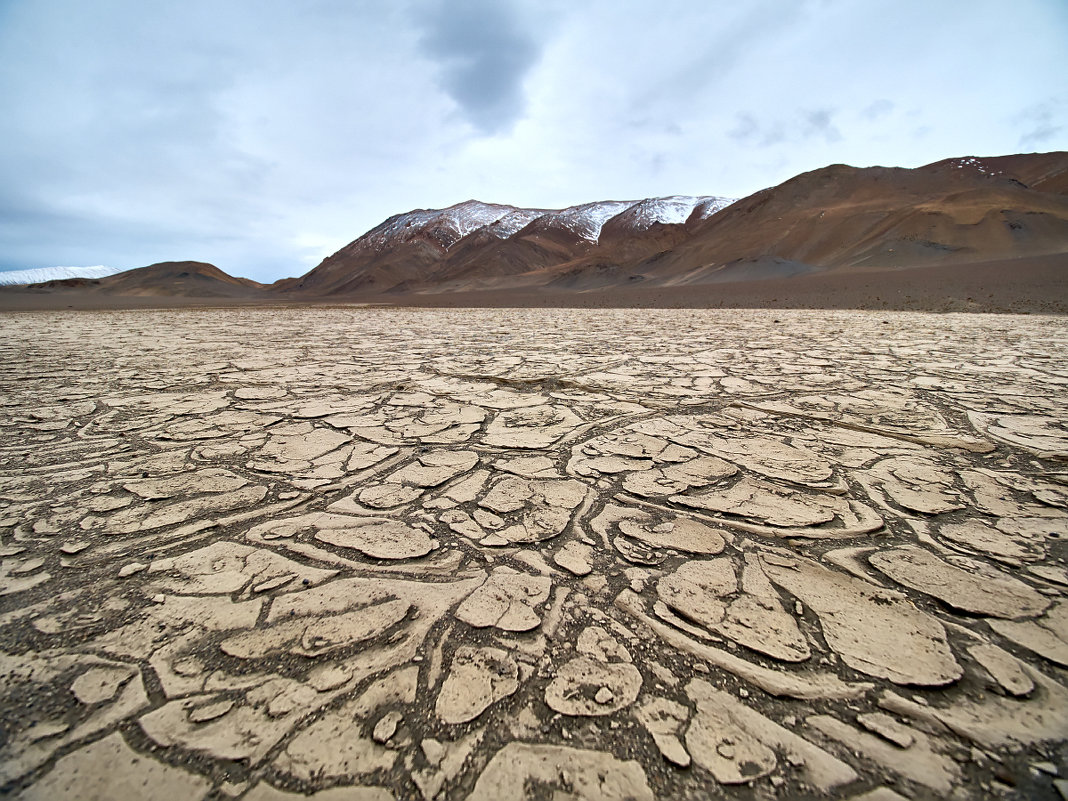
left=1, top=307, right=1067, bottom=800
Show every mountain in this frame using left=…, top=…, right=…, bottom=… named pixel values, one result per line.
left=277, top=195, right=734, bottom=296
left=17, top=261, right=265, bottom=300
left=2, top=151, right=1064, bottom=312
left=280, top=152, right=1067, bottom=299
left=635, top=153, right=1068, bottom=282
left=0, top=265, right=124, bottom=286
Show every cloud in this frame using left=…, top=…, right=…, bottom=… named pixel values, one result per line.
left=728, top=109, right=839, bottom=148
left=415, top=0, right=542, bottom=134
left=862, top=99, right=894, bottom=120
left=801, top=109, right=842, bottom=143
left=1017, top=95, right=1066, bottom=148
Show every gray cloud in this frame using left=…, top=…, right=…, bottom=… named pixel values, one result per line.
left=862, top=99, right=895, bottom=120
left=801, top=109, right=842, bottom=143
left=1018, top=96, right=1066, bottom=148
left=728, top=113, right=786, bottom=147
left=416, top=0, right=541, bottom=134
left=728, top=109, right=839, bottom=148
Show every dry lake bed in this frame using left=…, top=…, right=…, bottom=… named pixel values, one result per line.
left=1, top=307, right=1067, bottom=801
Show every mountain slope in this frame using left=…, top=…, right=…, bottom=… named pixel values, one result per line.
left=283, top=152, right=1067, bottom=298
left=639, top=153, right=1068, bottom=280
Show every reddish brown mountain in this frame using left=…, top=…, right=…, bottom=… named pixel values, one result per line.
left=632, top=153, right=1068, bottom=285
left=275, top=195, right=734, bottom=296
left=278, top=152, right=1067, bottom=299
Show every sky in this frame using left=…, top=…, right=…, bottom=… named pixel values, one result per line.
left=1, top=0, right=1065, bottom=283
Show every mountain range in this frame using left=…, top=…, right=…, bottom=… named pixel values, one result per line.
left=3, top=151, right=1066, bottom=311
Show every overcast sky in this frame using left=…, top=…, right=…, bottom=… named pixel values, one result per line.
left=1, top=0, right=1065, bottom=283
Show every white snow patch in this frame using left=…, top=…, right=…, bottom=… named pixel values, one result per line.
left=0, top=265, right=124, bottom=286
left=362, top=200, right=519, bottom=252
left=949, top=157, right=1001, bottom=176
left=485, top=208, right=547, bottom=238
left=692, top=196, right=736, bottom=219
left=610, top=195, right=736, bottom=231
left=536, top=200, right=638, bottom=243
left=353, top=193, right=737, bottom=253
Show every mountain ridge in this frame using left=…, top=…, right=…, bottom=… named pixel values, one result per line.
left=283, top=151, right=1067, bottom=298
left=3, top=151, right=1065, bottom=311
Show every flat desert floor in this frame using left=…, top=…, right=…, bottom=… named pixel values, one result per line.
left=1, top=307, right=1067, bottom=801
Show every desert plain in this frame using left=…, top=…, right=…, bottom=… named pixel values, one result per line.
left=1, top=306, right=1067, bottom=800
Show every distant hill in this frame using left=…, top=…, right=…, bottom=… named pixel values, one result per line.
left=27, top=261, right=265, bottom=298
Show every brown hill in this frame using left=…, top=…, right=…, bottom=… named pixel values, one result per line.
left=29, top=261, right=265, bottom=298
left=631, top=153, right=1068, bottom=282
left=0, top=261, right=268, bottom=309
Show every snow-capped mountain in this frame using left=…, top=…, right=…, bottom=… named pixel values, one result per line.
left=361, top=201, right=521, bottom=252
left=344, top=195, right=740, bottom=261
left=289, top=194, right=741, bottom=295
left=0, top=265, right=124, bottom=286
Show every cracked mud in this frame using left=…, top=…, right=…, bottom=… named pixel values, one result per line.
left=1, top=307, right=1067, bottom=800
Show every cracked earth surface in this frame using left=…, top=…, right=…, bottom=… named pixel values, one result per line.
left=1, top=307, right=1067, bottom=800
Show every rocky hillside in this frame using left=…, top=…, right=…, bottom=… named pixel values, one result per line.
left=279, top=152, right=1068, bottom=297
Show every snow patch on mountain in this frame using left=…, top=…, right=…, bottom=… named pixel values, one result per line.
left=483, top=208, right=547, bottom=238
left=354, top=193, right=737, bottom=254
left=607, top=195, right=734, bottom=231
left=362, top=200, right=518, bottom=252
left=692, top=196, right=736, bottom=219
left=0, top=265, right=123, bottom=286
left=621, top=196, right=699, bottom=228
left=949, top=157, right=1002, bottom=177
left=538, top=200, right=638, bottom=243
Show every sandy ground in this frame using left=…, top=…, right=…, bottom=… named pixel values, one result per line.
left=1, top=307, right=1067, bottom=800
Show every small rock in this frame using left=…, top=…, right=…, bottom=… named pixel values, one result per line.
left=372, top=710, right=403, bottom=744
left=118, top=562, right=147, bottom=577
left=595, top=687, right=615, bottom=705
